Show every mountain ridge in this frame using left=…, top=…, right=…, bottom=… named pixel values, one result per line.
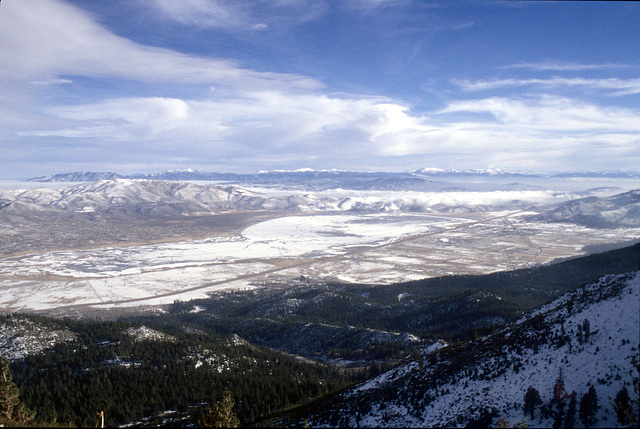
left=25, top=168, right=640, bottom=184
left=530, top=189, right=640, bottom=228
left=4, top=179, right=640, bottom=227
left=276, top=271, right=640, bottom=428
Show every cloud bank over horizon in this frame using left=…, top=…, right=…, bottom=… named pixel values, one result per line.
left=0, top=0, right=638, bottom=178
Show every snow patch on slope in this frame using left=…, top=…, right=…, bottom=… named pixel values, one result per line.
left=0, top=317, right=76, bottom=361
left=306, top=272, right=639, bottom=428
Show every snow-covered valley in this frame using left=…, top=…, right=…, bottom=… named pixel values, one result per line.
left=1, top=209, right=638, bottom=315
left=1, top=174, right=639, bottom=316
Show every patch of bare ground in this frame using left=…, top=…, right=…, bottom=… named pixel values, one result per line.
left=0, top=211, right=284, bottom=258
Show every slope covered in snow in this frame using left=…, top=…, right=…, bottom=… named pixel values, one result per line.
left=4, top=178, right=634, bottom=218
left=531, top=189, right=640, bottom=228
left=0, top=179, right=276, bottom=216
left=295, top=272, right=639, bottom=428
left=0, top=316, right=76, bottom=361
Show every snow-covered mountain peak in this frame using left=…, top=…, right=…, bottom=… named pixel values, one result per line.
left=411, top=167, right=539, bottom=176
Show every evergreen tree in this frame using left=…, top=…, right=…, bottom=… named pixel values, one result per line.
left=612, top=386, right=631, bottom=425
left=523, top=386, right=541, bottom=419
left=630, top=355, right=640, bottom=426
left=494, top=416, right=510, bottom=428
left=564, top=391, right=576, bottom=429
left=578, top=386, right=598, bottom=429
left=550, top=369, right=567, bottom=428
left=196, top=389, right=240, bottom=428
left=0, top=358, right=35, bottom=424
left=552, top=369, right=566, bottom=402
left=582, top=319, right=590, bottom=343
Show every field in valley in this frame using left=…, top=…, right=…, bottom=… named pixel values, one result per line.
left=1, top=206, right=638, bottom=317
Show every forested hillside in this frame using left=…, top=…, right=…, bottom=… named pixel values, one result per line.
left=132, top=243, right=640, bottom=360
left=268, top=271, right=640, bottom=428
left=4, top=318, right=352, bottom=427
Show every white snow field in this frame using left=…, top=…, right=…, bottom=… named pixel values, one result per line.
left=0, top=208, right=638, bottom=315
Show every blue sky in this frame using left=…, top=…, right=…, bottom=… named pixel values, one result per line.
left=0, top=0, right=639, bottom=178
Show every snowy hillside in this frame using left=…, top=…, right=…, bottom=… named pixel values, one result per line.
left=0, top=179, right=305, bottom=216
left=27, top=171, right=125, bottom=182
left=0, top=178, right=576, bottom=217
left=532, top=189, right=640, bottom=228
left=297, top=272, right=639, bottom=428
left=0, top=316, right=76, bottom=361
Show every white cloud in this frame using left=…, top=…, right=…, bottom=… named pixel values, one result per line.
left=0, top=0, right=321, bottom=90
left=438, top=96, right=640, bottom=133
left=25, top=90, right=639, bottom=173
left=344, top=0, right=409, bottom=11
left=25, top=93, right=405, bottom=152
left=147, top=0, right=244, bottom=28
left=501, top=61, right=632, bottom=72
left=146, top=0, right=326, bottom=30
left=359, top=95, right=640, bottom=171
left=453, top=77, right=640, bottom=96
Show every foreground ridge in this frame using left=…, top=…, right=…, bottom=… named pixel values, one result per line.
left=290, top=272, right=639, bottom=428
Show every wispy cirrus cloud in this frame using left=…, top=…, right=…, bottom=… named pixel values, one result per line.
left=453, top=77, right=640, bottom=96
left=500, top=61, right=633, bottom=72
left=343, top=0, right=410, bottom=12
left=438, top=96, right=640, bottom=133
left=145, top=0, right=327, bottom=30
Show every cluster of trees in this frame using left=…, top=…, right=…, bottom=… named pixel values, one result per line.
left=8, top=317, right=353, bottom=427
left=523, top=371, right=635, bottom=428
left=0, top=358, right=35, bottom=426
left=194, top=389, right=240, bottom=428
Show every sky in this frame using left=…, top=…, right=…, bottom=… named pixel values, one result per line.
left=0, top=0, right=639, bottom=178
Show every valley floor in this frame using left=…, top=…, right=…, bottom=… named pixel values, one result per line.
left=1, top=209, right=638, bottom=318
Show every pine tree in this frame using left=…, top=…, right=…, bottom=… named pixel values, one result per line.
left=494, top=416, right=511, bottom=428
left=564, top=391, right=576, bottom=429
left=552, top=369, right=566, bottom=402
left=552, top=405, right=564, bottom=429
left=582, top=319, right=590, bottom=343
left=524, top=386, right=542, bottom=419
left=0, top=358, right=35, bottom=424
left=196, top=389, right=240, bottom=428
left=550, top=369, right=567, bottom=428
left=630, top=355, right=640, bottom=426
left=579, top=386, right=598, bottom=429
left=612, top=386, right=631, bottom=425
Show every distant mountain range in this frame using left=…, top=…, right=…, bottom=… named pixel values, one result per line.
left=28, top=169, right=434, bottom=192
left=26, top=168, right=640, bottom=185
left=3, top=177, right=639, bottom=227
left=28, top=171, right=126, bottom=182
left=1, top=179, right=311, bottom=217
